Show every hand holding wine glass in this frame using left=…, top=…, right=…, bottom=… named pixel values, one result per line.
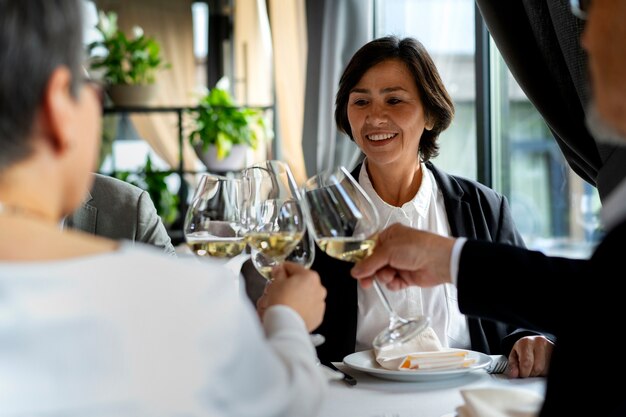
left=256, top=261, right=327, bottom=333
left=301, top=166, right=429, bottom=350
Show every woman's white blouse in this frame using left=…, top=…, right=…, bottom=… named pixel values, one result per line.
left=355, top=161, right=471, bottom=352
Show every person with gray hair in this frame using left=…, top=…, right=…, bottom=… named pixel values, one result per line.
left=0, top=1, right=327, bottom=416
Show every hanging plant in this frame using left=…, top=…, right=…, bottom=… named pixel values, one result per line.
left=87, top=11, right=170, bottom=85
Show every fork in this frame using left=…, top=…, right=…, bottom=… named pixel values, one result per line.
left=487, top=355, right=508, bottom=374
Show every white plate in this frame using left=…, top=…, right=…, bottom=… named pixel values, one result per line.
left=343, top=349, right=491, bottom=382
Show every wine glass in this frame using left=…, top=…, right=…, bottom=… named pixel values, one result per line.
left=301, top=166, right=430, bottom=350
left=242, top=160, right=307, bottom=280
left=243, top=161, right=324, bottom=347
left=250, top=228, right=315, bottom=281
left=183, top=174, right=248, bottom=258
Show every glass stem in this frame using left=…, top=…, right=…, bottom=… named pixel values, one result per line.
left=372, top=277, right=402, bottom=329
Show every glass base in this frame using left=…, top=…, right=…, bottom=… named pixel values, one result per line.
left=372, top=316, right=431, bottom=350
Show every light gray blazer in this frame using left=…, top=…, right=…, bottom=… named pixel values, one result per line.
left=64, top=173, right=176, bottom=256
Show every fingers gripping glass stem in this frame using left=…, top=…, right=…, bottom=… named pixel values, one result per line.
left=302, top=166, right=430, bottom=350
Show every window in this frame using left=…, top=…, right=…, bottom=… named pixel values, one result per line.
left=375, top=0, right=477, bottom=180
left=374, top=0, right=601, bottom=257
left=192, top=2, right=209, bottom=87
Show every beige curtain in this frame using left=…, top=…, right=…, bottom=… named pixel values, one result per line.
left=267, top=0, right=308, bottom=184
left=234, top=0, right=308, bottom=183
left=233, top=0, right=273, bottom=167
left=93, top=0, right=199, bottom=171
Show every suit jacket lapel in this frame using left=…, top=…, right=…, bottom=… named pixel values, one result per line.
left=425, top=161, right=473, bottom=238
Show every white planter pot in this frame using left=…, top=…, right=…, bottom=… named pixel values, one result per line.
left=194, top=143, right=249, bottom=172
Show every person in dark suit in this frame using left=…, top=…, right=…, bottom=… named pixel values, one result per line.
left=64, top=173, right=176, bottom=256
left=351, top=3, right=626, bottom=415
left=311, top=36, right=553, bottom=378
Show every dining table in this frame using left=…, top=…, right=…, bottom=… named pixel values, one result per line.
left=177, top=244, right=546, bottom=417
left=319, top=359, right=546, bottom=417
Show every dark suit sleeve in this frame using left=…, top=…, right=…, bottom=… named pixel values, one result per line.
left=457, top=239, right=586, bottom=335
left=433, top=164, right=556, bottom=354
left=486, top=193, right=561, bottom=352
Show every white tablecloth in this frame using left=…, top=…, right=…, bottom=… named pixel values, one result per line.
left=319, top=362, right=546, bottom=417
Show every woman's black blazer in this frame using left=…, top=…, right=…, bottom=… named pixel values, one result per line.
left=312, top=161, right=551, bottom=362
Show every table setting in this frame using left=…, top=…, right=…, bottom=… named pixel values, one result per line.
left=319, top=357, right=546, bottom=417
left=179, top=163, right=548, bottom=417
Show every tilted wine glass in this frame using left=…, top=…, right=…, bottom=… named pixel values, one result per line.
left=183, top=174, right=248, bottom=258
left=301, top=166, right=430, bottom=350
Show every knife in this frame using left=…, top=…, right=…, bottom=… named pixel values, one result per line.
left=320, top=360, right=357, bottom=386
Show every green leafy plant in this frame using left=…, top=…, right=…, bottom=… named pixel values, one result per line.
left=188, top=87, right=271, bottom=160
left=87, top=11, right=170, bottom=85
left=115, top=155, right=179, bottom=227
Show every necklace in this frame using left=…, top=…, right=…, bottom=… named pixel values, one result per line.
left=0, top=201, right=50, bottom=222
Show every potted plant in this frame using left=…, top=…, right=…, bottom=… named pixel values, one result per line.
left=188, top=82, right=271, bottom=172
left=87, top=11, right=170, bottom=106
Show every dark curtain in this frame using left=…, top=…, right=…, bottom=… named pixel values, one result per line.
left=475, top=0, right=626, bottom=201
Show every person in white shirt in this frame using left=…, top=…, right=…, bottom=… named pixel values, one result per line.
left=0, top=1, right=327, bottom=416
left=350, top=2, right=626, bottom=415
left=310, top=36, right=553, bottom=378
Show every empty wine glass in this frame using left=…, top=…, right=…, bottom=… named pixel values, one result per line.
left=301, top=166, right=430, bottom=350
left=184, top=174, right=248, bottom=258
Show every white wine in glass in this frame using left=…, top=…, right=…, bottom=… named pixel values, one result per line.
left=246, top=200, right=304, bottom=260
left=316, top=236, right=376, bottom=262
left=184, top=174, right=248, bottom=258
left=244, top=161, right=323, bottom=346
left=251, top=228, right=315, bottom=281
left=243, top=161, right=307, bottom=280
left=302, top=166, right=430, bottom=350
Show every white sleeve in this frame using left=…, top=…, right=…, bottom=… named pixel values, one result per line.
left=450, top=237, right=467, bottom=286
left=125, top=253, right=327, bottom=417
left=210, top=299, right=327, bottom=417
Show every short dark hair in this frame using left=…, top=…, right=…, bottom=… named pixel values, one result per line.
left=334, top=36, right=454, bottom=162
left=0, top=0, right=84, bottom=172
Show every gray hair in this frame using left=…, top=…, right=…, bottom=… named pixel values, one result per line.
left=0, top=0, right=85, bottom=172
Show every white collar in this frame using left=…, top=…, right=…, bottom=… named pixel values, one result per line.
left=358, top=159, right=433, bottom=223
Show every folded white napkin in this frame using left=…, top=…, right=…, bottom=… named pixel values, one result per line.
left=375, top=326, right=474, bottom=371
left=456, top=388, right=542, bottom=417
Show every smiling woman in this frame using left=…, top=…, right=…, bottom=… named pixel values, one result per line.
left=311, top=36, right=555, bottom=375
